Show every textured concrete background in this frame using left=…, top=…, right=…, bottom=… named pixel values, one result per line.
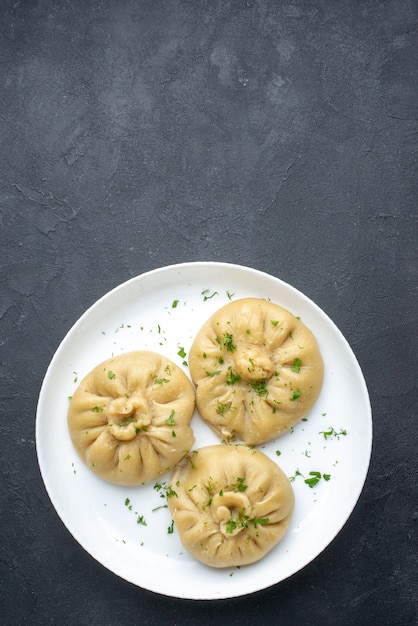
left=1, top=1, right=417, bottom=624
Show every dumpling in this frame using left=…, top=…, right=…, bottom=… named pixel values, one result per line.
left=68, top=351, right=195, bottom=485
left=167, top=444, right=294, bottom=568
left=189, top=298, right=324, bottom=445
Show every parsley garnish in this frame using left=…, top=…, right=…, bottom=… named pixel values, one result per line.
left=202, top=289, right=219, bottom=301
left=291, top=358, right=302, bottom=373
left=205, top=370, right=221, bottom=376
left=304, top=471, right=321, bottom=488
left=119, top=417, right=134, bottom=427
left=155, top=377, right=170, bottom=385
left=125, top=498, right=147, bottom=525
left=226, top=518, right=238, bottom=533
left=165, top=410, right=175, bottom=425
left=289, top=469, right=304, bottom=482
left=153, top=481, right=178, bottom=500
left=222, top=332, right=237, bottom=352
left=225, top=509, right=269, bottom=534
left=226, top=368, right=241, bottom=385
left=172, top=299, right=179, bottom=308
left=304, top=471, right=331, bottom=488
left=249, top=379, right=269, bottom=398
left=319, top=427, right=348, bottom=440
left=216, top=401, right=233, bottom=416
left=290, top=389, right=301, bottom=401
left=251, top=517, right=270, bottom=528
left=107, top=371, right=116, bottom=380
left=231, top=477, right=248, bottom=492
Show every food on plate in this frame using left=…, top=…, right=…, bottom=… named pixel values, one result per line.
left=167, top=444, right=294, bottom=568
left=189, top=298, right=324, bottom=445
left=67, top=351, right=195, bottom=485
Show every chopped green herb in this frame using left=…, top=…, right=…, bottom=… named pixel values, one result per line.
left=271, top=320, right=279, bottom=326
left=227, top=291, right=235, bottom=300
left=226, top=368, right=241, bottom=385
left=177, top=346, right=186, bottom=358
left=166, top=486, right=178, bottom=498
left=202, top=289, right=219, bottom=301
left=289, top=469, right=304, bottom=482
left=251, top=517, right=269, bottom=528
left=224, top=509, right=268, bottom=534
left=291, top=357, right=302, bottom=373
left=319, top=427, right=348, bottom=440
left=107, top=371, right=116, bottom=380
left=249, top=379, right=269, bottom=398
left=290, top=389, right=301, bottom=401
left=222, top=332, right=237, bottom=352
left=216, top=401, right=233, bottom=416
left=172, top=299, right=179, bottom=308
left=276, top=450, right=281, bottom=457
left=304, top=471, right=322, bottom=488
left=226, top=518, right=238, bottom=533
left=91, top=406, right=104, bottom=413
left=232, top=477, right=248, bottom=492
left=165, top=410, right=175, bottom=425
left=155, top=377, right=170, bottom=385
left=167, top=520, right=175, bottom=534
left=206, top=370, right=221, bottom=377
left=137, top=515, right=147, bottom=526
left=153, top=481, right=178, bottom=500
left=119, top=417, right=134, bottom=427
left=152, top=504, right=168, bottom=512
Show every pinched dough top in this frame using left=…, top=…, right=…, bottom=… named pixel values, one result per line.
left=167, top=444, right=294, bottom=568
left=68, top=351, right=195, bottom=485
left=189, top=298, right=324, bottom=445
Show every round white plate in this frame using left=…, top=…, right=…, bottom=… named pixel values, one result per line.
left=36, top=262, right=372, bottom=600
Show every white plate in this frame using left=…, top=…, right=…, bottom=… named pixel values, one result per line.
left=36, top=262, right=372, bottom=600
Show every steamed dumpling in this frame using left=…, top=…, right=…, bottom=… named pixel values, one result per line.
left=167, top=444, right=294, bottom=568
left=68, top=351, right=195, bottom=485
left=189, top=298, right=324, bottom=445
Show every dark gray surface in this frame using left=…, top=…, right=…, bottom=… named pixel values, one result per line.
left=1, top=1, right=417, bottom=624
